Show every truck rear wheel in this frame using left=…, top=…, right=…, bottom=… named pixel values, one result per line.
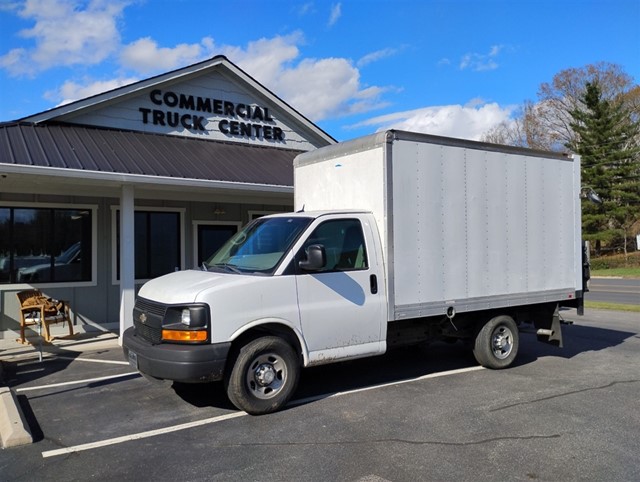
left=473, top=315, right=519, bottom=369
left=226, top=336, right=300, bottom=415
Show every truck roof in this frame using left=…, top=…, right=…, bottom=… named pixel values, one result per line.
left=295, top=129, right=573, bottom=167
left=264, top=209, right=371, bottom=219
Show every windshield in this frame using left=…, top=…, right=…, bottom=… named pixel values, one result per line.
left=205, top=216, right=312, bottom=274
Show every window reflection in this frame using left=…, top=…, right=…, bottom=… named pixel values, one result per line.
left=0, top=207, right=92, bottom=284
left=116, top=211, right=181, bottom=280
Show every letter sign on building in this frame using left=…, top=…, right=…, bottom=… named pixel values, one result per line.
left=140, top=89, right=285, bottom=142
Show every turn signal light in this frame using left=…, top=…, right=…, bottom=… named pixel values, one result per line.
left=162, top=329, right=208, bottom=342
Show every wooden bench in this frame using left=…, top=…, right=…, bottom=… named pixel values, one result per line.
left=16, top=289, right=74, bottom=344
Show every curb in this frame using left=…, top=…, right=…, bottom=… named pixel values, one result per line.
left=0, top=385, right=33, bottom=448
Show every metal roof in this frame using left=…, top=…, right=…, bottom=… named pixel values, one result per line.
left=0, top=122, right=300, bottom=187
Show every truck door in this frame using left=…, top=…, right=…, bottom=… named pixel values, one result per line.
left=294, top=216, right=386, bottom=363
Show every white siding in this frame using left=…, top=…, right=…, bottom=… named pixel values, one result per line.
left=63, top=71, right=319, bottom=151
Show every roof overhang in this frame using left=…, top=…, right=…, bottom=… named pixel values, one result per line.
left=0, top=163, right=293, bottom=193
left=1, top=123, right=299, bottom=196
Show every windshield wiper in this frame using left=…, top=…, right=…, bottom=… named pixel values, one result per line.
left=210, top=263, right=242, bottom=274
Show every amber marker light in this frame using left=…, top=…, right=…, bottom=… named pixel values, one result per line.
left=162, top=329, right=208, bottom=342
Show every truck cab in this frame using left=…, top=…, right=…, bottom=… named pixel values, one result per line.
left=123, top=210, right=387, bottom=414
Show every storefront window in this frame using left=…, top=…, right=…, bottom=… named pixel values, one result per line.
left=116, top=210, right=181, bottom=280
left=0, top=207, right=92, bottom=284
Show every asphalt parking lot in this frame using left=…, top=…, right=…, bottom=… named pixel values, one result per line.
left=1, top=308, right=639, bottom=481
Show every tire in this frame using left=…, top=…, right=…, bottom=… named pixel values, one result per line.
left=226, top=336, right=300, bottom=415
left=473, top=315, right=519, bottom=369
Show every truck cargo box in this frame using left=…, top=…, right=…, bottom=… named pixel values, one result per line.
left=294, top=130, right=582, bottom=321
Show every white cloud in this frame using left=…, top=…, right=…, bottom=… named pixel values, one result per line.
left=328, top=3, right=342, bottom=26
left=24, top=29, right=388, bottom=122
left=120, top=37, right=216, bottom=74
left=221, top=33, right=388, bottom=121
left=220, top=33, right=302, bottom=85
left=357, top=48, right=398, bottom=68
left=1, top=1, right=389, bottom=124
left=0, top=0, right=129, bottom=77
left=351, top=101, right=515, bottom=141
left=297, top=2, right=314, bottom=16
left=459, top=45, right=503, bottom=72
left=46, top=76, right=140, bottom=106
left=278, top=58, right=377, bottom=119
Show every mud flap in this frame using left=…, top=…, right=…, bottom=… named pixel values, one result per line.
left=535, top=305, right=563, bottom=348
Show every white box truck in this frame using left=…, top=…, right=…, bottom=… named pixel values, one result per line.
left=123, top=130, right=588, bottom=414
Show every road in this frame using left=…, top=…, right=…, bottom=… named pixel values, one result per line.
left=1, top=309, right=639, bottom=481
left=586, top=277, right=640, bottom=305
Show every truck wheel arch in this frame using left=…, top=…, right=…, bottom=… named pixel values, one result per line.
left=225, top=335, right=301, bottom=414
left=229, top=320, right=309, bottom=367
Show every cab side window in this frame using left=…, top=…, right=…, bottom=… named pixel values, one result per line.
left=300, top=219, right=368, bottom=272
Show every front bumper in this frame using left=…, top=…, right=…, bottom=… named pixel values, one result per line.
left=123, top=327, right=231, bottom=383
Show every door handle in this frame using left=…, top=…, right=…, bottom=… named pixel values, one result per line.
left=370, top=274, right=378, bottom=294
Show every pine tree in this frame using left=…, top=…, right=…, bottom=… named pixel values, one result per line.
left=568, top=81, right=640, bottom=257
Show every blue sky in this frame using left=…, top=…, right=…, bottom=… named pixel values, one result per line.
left=1, top=0, right=639, bottom=141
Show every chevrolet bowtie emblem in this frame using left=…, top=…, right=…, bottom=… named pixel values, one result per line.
left=139, top=313, right=147, bottom=324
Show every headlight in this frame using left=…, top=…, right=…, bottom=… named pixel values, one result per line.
left=181, top=308, right=191, bottom=326
left=164, top=305, right=208, bottom=328
left=161, top=304, right=210, bottom=343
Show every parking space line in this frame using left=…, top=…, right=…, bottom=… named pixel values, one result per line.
left=42, top=412, right=247, bottom=458
left=16, top=356, right=129, bottom=367
left=290, top=366, right=485, bottom=407
left=39, top=365, right=485, bottom=458
left=15, top=372, right=140, bottom=393
left=16, top=368, right=47, bottom=375
left=56, top=356, right=130, bottom=366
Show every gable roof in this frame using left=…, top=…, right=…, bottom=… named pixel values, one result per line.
left=20, top=55, right=335, bottom=147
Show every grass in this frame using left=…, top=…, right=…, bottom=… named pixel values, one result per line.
left=590, top=251, right=640, bottom=279
left=584, top=301, right=640, bottom=313
left=591, top=267, right=640, bottom=278
left=587, top=251, right=639, bottom=311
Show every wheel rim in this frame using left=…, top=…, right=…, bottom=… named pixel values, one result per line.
left=245, top=352, right=287, bottom=400
left=491, top=325, right=514, bottom=360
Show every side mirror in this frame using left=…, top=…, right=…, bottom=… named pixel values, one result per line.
left=298, top=244, right=326, bottom=271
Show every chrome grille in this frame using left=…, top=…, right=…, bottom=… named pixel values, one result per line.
left=133, top=319, right=162, bottom=344
left=135, top=297, right=167, bottom=317
left=133, top=297, right=165, bottom=344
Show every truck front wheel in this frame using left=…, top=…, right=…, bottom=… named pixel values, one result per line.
left=473, top=315, right=519, bottom=369
left=226, top=336, right=300, bottom=415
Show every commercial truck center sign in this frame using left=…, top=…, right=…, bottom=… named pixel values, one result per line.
left=139, top=89, right=285, bottom=141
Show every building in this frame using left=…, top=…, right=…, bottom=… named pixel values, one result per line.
left=0, top=55, right=334, bottom=340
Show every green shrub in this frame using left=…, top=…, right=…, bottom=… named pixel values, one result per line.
left=590, top=251, right=640, bottom=270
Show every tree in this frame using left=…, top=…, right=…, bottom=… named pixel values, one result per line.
left=481, top=62, right=640, bottom=151
left=568, top=81, right=640, bottom=257
left=481, top=101, right=551, bottom=149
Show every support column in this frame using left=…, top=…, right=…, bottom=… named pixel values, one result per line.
left=119, top=184, right=135, bottom=345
